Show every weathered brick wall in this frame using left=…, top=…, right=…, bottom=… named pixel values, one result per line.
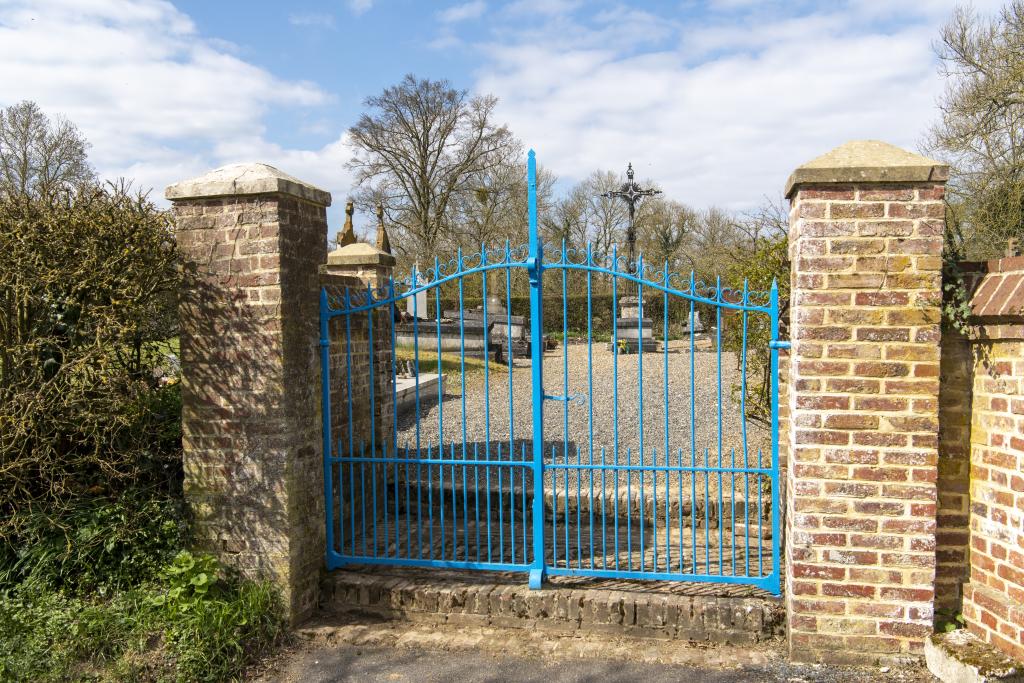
left=784, top=141, right=946, bottom=665
left=935, top=331, right=973, bottom=617
left=169, top=165, right=331, bottom=625
left=955, top=256, right=1024, bottom=662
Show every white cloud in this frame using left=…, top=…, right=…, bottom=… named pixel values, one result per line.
left=0, top=0, right=349, bottom=206
left=289, top=12, right=335, bottom=28
left=439, top=1, right=486, bottom=23
left=347, top=0, right=374, bottom=16
left=471, top=1, right=970, bottom=210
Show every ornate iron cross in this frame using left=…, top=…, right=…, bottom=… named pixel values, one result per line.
left=601, top=163, right=661, bottom=273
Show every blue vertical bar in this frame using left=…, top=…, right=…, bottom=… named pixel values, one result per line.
left=439, top=438, right=446, bottom=559
left=636, top=267, right=645, bottom=571
left=480, top=246, right=491, bottom=563
left=368, top=285, right=376, bottom=462
left=741, top=280, right=750, bottom=577
left=319, top=289, right=334, bottom=565
left=412, top=267, right=421, bottom=456
left=497, top=442, right=504, bottom=563
left=435, top=262, right=443, bottom=452
left=564, top=442, right=570, bottom=568
left=768, top=278, right=782, bottom=593
left=601, top=446, right=607, bottom=569
left=730, top=447, right=736, bottom=575
left=678, top=448, right=684, bottom=573
left=527, top=149, right=546, bottom=589
left=703, top=447, right=710, bottom=573
left=360, top=441, right=368, bottom=557
left=427, top=442, right=434, bottom=559
left=389, top=280, right=399, bottom=556
left=474, top=443, right=481, bottom=562
left=521, top=443, right=528, bottom=564
left=510, top=443, right=517, bottom=564
left=505, top=242, right=514, bottom=459
left=485, top=440, right=492, bottom=563
left=587, top=244, right=595, bottom=569
left=390, top=278, right=398, bottom=460
left=663, top=262, right=670, bottom=573
left=626, top=447, right=632, bottom=571
left=611, top=246, right=619, bottom=572
left=688, top=273, right=697, bottom=572
left=453, top=442, right=461, bottom=562
left=715, top=277, right=723, bottom=575
left=404, top=444, right=411, bottom=558
left=458, top=250, right=467, bottom=458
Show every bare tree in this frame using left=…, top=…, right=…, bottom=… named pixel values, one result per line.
left=924, top=2, right=1024, bottom=258
left=0, top=100, right=94, bottom=201
left=638, top=197, right=699, bottom=272
left=541, top=179, right=588, bottom=248
left=579, top=170, right=629, bottom=261
left=348, top=75, right=516, bottom=256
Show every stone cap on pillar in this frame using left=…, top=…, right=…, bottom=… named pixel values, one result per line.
left=325, top=242, right=397, bottom=269
left=165, top=162, right=332, bottom=206
left=785, top=140, right=949, bottom=198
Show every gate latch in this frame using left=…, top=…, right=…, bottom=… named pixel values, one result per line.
left=544, top=394, right=586, bottom=405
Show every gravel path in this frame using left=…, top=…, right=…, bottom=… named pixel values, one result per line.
left=395, top=341, right=772, bottom=492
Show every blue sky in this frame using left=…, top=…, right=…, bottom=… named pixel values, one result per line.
left=0, top=0, right=1007, bottom=227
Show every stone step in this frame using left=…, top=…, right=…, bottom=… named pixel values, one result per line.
left=925, top=630, right=1024, bottom=682
left=320, top=566, right=784, bottom=645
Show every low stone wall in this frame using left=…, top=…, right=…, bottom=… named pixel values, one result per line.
left=950, top=256, right=1024, bottom=663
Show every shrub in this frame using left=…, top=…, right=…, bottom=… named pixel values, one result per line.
left=723, top=233, right=790, bottom=421
left=0, top=183, right=181, bottom=548
left=0, top=489, right=187, bottom=596
left=0, top=552, right=285, bottom=683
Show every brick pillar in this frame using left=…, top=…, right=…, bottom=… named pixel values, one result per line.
left=783, top=141, right=947, bottom=664
left=320, top=234, right=397, bottom=457
left=166, top=163, right=331, bottom=625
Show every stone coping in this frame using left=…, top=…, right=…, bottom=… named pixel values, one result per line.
left=785, top=140, right=949, bottom=197
left=166, top=162, right=332, bottom=206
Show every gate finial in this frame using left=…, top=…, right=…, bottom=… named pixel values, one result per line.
left=338, top=200, right=357, bottom=247
left=375, top=203, right=392, bottom=255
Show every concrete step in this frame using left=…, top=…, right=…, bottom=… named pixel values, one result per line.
left=320, top=566, right=784, bottom=645
left=926, top=630, right=1024, bottom=682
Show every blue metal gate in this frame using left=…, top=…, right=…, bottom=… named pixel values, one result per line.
left=320, top=151, right=784, bottom=594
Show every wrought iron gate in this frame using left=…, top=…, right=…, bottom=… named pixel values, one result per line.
left=320, top=151, right=784, bottom=594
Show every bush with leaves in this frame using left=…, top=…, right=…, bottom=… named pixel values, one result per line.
left=0, top=551, right=285, bottom=683
left=723, top=232, right=790, bottom=422
left=0, top=182, right=181, bottom=552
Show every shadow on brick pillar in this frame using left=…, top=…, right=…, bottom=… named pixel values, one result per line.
left=166, top=163, right=330, bottom=626
left=935, top=329, right=973, bottom=619
left=783, top=141, right=947, bottom=665
left=318, top=211, right=397, bottom=563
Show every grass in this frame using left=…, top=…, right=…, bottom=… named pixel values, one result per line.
left=1, top=494, right=286, bottom=683
left=0, top=551, right=285, bottom=683
left=395, top=346, right=508, bottom=378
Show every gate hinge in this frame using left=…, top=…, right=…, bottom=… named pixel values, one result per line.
left=526, top=256, right=542, bottom=283
left=769, top=340, right=791, bottom=350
